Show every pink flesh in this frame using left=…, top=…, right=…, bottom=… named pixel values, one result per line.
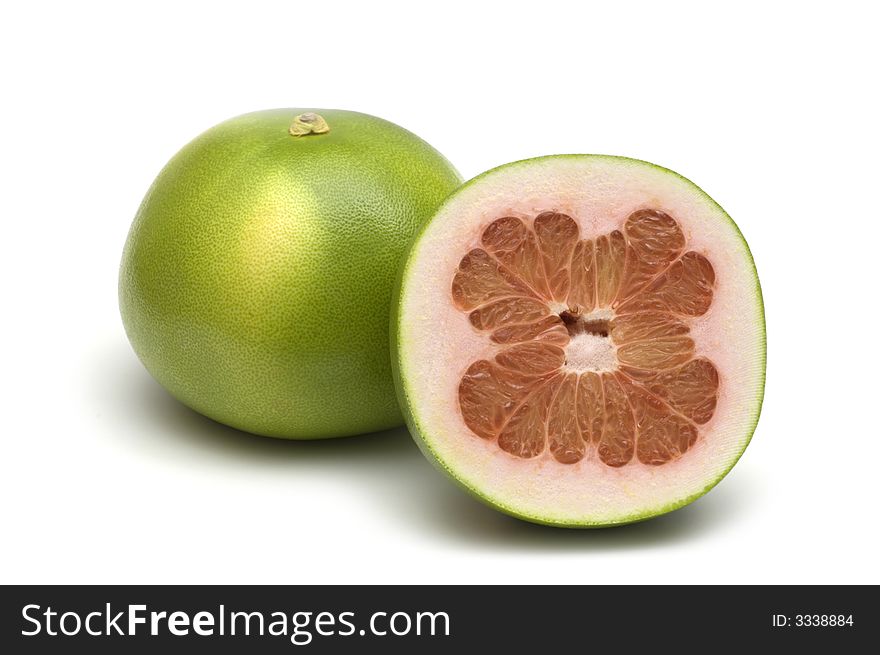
left=452, top=210, right=719, bottom=467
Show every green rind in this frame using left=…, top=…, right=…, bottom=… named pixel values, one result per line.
left=121, top=109, right=461, bottom=439
left=391, top=154, right=766, bottom=527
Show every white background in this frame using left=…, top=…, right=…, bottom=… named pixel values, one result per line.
left=2, top=1, right=878, bottom=585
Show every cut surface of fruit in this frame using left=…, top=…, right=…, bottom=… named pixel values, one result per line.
left=454, top=209, right=714, bottom=467
left=393, top=155, right=765, bottom=526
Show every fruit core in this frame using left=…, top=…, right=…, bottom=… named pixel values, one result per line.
left=451, top=209, right=720, bottom=467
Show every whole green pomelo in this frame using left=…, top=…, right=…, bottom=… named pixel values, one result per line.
left=120, top=109, right=461, bottom=439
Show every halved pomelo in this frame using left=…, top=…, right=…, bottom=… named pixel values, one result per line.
left=392, top=155, right=765, bottom=527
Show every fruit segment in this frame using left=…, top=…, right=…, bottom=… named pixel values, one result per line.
left=533, top=211, right=579, bottom=302
left=451, top=249, right=536, bottom=311
left=575, top=373, right=605, bottom=446
left=453, top=209, right=719, bottom=467
left=609, top=312, right=689, bottom=344
left=616, top=336, right=695, bottom=371
left=497, top=376, right=561, bottom=459
left=597, top=374, right=636, bottom=467
left=468, top=297, right=550, bottom=331
left=620, top=376, right=699, bottom=465
left=481, top=217, right=552, bottom=299
left=616, top=209, right=685, bottom=303
left=616, top=252, right=715, bottom=316
left=568, top=240, right=597, bottom=313
left=495, top=342, right=566, bottom=376
left=635, top=358, right=720, bottom=425
left=489, top=315, right=570, bottom=346
left=458, top=361, right=546, bottom=440
left=547, top=374, right=584, bottom=464
left=595, top=231, right=627, bottom=307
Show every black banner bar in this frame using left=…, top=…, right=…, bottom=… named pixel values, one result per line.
left=2, top=585, right=874, bottom=652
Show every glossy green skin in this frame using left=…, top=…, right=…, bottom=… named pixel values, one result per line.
left=120, top=109, right=461, bottom=438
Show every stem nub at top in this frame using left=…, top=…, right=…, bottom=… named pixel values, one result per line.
left=289, top=112, right=330, bottom=137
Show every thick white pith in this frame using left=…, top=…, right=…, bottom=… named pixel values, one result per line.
left=396, top=156, right=764, bottom=525
left=564, top=317, right=616, bottom=372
